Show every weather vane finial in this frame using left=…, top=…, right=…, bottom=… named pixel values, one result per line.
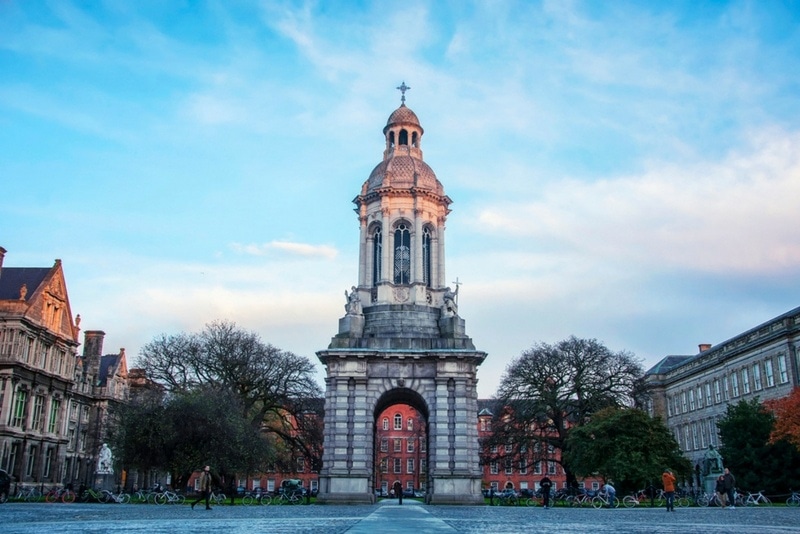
left=396, top=81, right=410, bottom=104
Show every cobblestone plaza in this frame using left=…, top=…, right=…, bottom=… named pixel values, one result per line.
left=2, top=501, right=799, bottom=534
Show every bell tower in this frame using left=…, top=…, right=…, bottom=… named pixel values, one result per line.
left=317, top=86, right=486, bottom=504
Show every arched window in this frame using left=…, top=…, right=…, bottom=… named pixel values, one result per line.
left=394, top=224, right=410, bottom=284
left=399, top=129, right=408, bottom=146
left=422, top=227, right=431, bottom=287
left=394, top=413, right=402, bottom=430
left=372, top=226, right=382, bottom=285
left=407, top=417, right=413, bottom=431
left=389, top=131, right=395, bottom=148
left=411, top=131, right=418, bottom=147
left=383, top=417, right=389, bottom=431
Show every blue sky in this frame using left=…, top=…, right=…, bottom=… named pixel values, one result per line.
left=2, top=0, right=799, bottom=398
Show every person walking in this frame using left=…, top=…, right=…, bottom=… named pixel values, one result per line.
left=662, top=468, right=676, bottom=512
left=715, top=474, right=727, bottom=508
left=190, top=465, right=213, bottom=510
left=722, top=468, right=736, bottom=509
left=539, top=475, right=553, bottom=508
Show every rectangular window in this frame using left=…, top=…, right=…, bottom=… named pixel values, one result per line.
left=420, top=440, right=426, bottom=453
left=490, top=462, right=498, bottom=475
left=700, top=422, right=707, bottom=448
left=504, top=458, right=513, bottom=475
left=43, top=447, right=53, bottom=479
left=11, top=389, right=28, bottom=428
left=48, top=398, right=61, bottom=434
left=519, top=461, right=527, bottom=475
left=420, top=459, right=427, bottom=473
left=381, top=437, right=388, bottom=452
left=394, top=414, right=402, bottom=430
left=765, top=359, right=775, bottom=387
left=393, top=458, right=401, bottom=474
left=722, top=376, right=729, bottom=400
left=681, top=391, right=688, bottom=412
left=407, top=459, right=414, bottom=473
left=394, top=438, right=402, bottom=452
left=705, top=383, right=713, bottom=406
left=380, top=458, right=388, bottom=473
left=480, top=419, right=487, bottom=431
left=534, top=461, right=542, bottom=475
left=296, top=457, right=305, bottom=472
left=684, top=424, right=691, bottom=451
left=407, top=418, right=413, bottom=431
left=667, top=396, right=673, bottom=417
left=731, top=373, right=739, bottom=397
left=688, top=389, right=696, bottom=410
left=31, top=394, right=45, bottom=432
left=548, top=461, right=556, bottom=475
left=714, top=380, right=721, bottom=403
left=267, top=479, right=275, bottom=492
left=778, top=354, right=789, bottom=384
left=26, top=445, right=37, bottom=477
left=741, top=369, right=751, bottom=394
left=753, top=363, right=763, bottom=390
left=691, top=423, right=699, bottom=450
left=696, top=386, right=703, bottom=409
left=407, top=438, right=414, bottom=453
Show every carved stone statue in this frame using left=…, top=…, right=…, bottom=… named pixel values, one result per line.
left=702, top=444, right=723, bottom=476
left=345, top=286, right=362, bottom=316
left=442, top=286, right=459, bottom=317
left=97, top=443, right=114, bottom=475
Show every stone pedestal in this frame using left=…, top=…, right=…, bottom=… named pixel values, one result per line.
left=338, top=314, right=364, bottom=337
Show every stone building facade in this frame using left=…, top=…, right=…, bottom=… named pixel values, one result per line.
left=644, top=305, right=800, bottom=470
left=0, top=247, right=128, bottom=490
left=316, top=90, right=486, bottom=504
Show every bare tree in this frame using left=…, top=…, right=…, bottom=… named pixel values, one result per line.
left=136, top=321, right=323, bottom=474
left=482, top=336, right=644, bottom=489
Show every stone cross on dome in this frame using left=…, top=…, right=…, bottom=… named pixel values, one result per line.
left=396, top=81, right=410, bottom=104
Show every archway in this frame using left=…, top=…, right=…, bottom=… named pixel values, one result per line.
left=373, top=389, right=429, bottom=500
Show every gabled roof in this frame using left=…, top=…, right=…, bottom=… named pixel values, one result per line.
left=0, top=267, right=50, bottom=301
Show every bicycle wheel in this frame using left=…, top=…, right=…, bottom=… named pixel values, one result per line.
left=45, top=491, right=58, bottom=504
left=62, top=491, right=76, bottom=504
left=787, top=495, right=800, bottom=507
left=154, top=493, right=167, bottom=505
left=592, top=496, right=605, bottom=509
left=242, top=495, right=255, bottom=505
left=261, top=495, right=272, bottom=505
left=215, top=493, right=226, bottom=504
left=676, top=497, right=691, bottom=507
left=761, top=496, right=772, bottom=506
left=524, top=497, right=537, bottom=506
left=119, top=493, right=131, bottom=504
left=622, top=495, right=637, bottom=508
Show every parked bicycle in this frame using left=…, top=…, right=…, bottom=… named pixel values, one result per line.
left=242, top=490, right=272, bottom=505
left=695, top=491, right=723, bottom=507
left=80, top=487, right=113, bottom=503
left=786, top=490, right=800, bottom=507
left=275, top=488, right=304, bottom=505
left=592, top=489, right=619, bottom=509
left=102, top=489, right=131, bottom=504
left=44, top=486, right=76, bottom=503
left=493, top=489, right=519, bottom=506
left=567, top=489, right=595, bottom=507
left=208, top=490, right=226, bottom=505
left=154, top=489, right=185, bottom=505
left=13, top=486, right=42, bottom=502
left=743, top=490, right=771, bottom=506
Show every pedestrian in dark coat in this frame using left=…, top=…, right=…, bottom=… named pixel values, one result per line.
left=190, top=465, right=213, bottom=510
left=539, top=476, right=553, bottom=508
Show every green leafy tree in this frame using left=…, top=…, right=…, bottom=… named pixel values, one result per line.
left=564, top=407, right=690, bottom=494
left=718, top=398, right=800, bottom=495
left=483, top=336, right=644, bottom=489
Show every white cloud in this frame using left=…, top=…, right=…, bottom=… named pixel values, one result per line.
left=472, top=127, right=800, bottom=276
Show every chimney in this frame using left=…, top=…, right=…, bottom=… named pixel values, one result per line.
left=698, top=343, right=712, bottom=353
left=83, top=330, right=106, bottom=378
left=0, top=246, right=6, bottom=270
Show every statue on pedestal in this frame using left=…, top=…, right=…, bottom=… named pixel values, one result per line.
left=97, top=443, right=114, bottom=475
left=344, top=286, right=362, bottom=316
left=702, top=444, right=723, bottom=476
